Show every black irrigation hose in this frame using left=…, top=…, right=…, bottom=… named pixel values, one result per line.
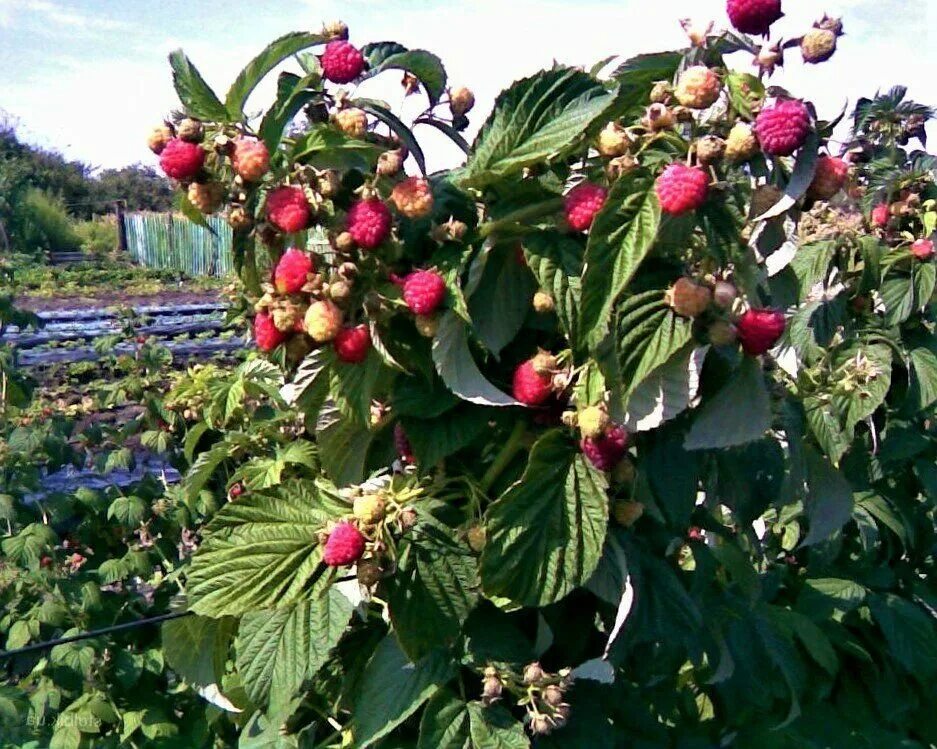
left=0, top=610, right=192, bottom=661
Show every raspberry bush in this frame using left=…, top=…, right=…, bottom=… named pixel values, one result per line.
left=14, top=6, right=936, bottom=746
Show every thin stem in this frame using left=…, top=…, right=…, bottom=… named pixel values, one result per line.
left=478, top=197, right=565, bottom=239
left=480, top=420, right=527, bottom=494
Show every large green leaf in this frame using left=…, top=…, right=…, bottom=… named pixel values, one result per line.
left=236, top=589, right=353, bottom=709
left=802, top=447, right=853, bottom=546
left=467, top=702, right=530, bottom=748
left=432, top=312, right=520, bottom=407
left=168, top=50, right=229, bottom=121
left=468, top=242, right=537, bottom=355
left=259, top=71, right=321, bottom=151
left=910, top=346, right=937, bottom=410
left=186, top=481, right=344, bottom=616
left=386, top=519, right=478, bottom=660
left=369, top=50, right=447, bottom=105
left=480, top=430, right=608, bottom=606
left=401, top=405, right=493, bottom=466
left=868, top=593, right=937, bottom=677
left=225, top=32, right=327, bottom=119
left=352, top=637, right=453, bottom=748
left=685, top=357, right=772, bottom=450
left=625, top=344, right=708, bottom=431
left=460, top=68, right=613, bottom=188
left=418, top=690, right=470, bottom=749
left=162, top=614, right=236, bottom=688
left=619, top=307, right=692, bottom=407
left=580, top=169, right=661, bottom=348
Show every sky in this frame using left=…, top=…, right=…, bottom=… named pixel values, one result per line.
left=1, top=0, right=935, bottom=175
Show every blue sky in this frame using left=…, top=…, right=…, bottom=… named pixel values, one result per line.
left=1, top=0, right=935, bottom=173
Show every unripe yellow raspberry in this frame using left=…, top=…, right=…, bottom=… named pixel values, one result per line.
left=333, top=108, right=368, bottom=138
left=725, top=122, right=759, bottom=162
left=532, top=291, right=555, bottom=313
left=596, top=122, right=632, bottom=158
left=578, top=405, right=609, bottom=440
left=304, top=300, right=344, bottom=343
left=674, top=66, right=721, bottom=109
left=390, top=176, right=434, bottom=219
left=801, top=28, right=837, bottom=64
left=696, top=135, right=726, bottom=165
left=147, top=124, right=173, bottom=154
left=187, top=182, right=224, bottom=214
left=449, top=86, right=475, bottom=117
left=353, top=493, right=386, bottom=524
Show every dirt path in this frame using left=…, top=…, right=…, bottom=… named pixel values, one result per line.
left=17, top=289, right=225, bottom=312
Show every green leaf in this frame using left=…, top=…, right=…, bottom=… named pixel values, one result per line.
left=386, top=519, right=478, bottom=660
left=625, top=344, right=707, bottom=431
left=432, top=312, right=520, bottom=407
left=581, top=169, right=660, bottom=347
left=868, top=593, right=937, bottom=677
left=752, top=130, right=820, bottom=221
left=467, top=702, right=530, bottom=749
left=2, top=523, right=57, bottom=566
left=186, top=482, right=343, bottom=616
left=620, top=308, right=692, bottom=407
left=354, top=97, right=427, bottom=175
left=225, top=32, right=327, bottom=119
left=610, top=51, right=681, bottom=88
left=481, top=430, right=608, bottom=606
left=461, top=68, right=613, bottom=188
left=402, top=405, right=492, bottom=466
left=685, top=357, right=771, bottom=450
left=361, top=41, right=408, bottom=68
left=370, top=50, right=447, bottom=105
left=725, top=72, right=765, bottom=120
left=804, top=395, right=850, bottom=467
left=317, top=414, right=377, bottom=487
left=910, top=346, right=937, bottom=409
left=881, top=275, right=915, bottom=326
left=237, top=589, right=353, bottom=709
left=418, top=690, right=470, bottom=749
left=330, top=352, right=382, bottom=426
left=259, top=71, right=321, bottom=151
left=352, top=637, right=453, bottom=748
left=832, top=343, right=892, bottom=435
left=802, top=446, right=853, bottom=546
left=790, top=241, right=836, bottom=299
left=168, top=50, right=229, bottom=121
left=468, top=242, right=537, bottom=355
left=522, top=231, right=583, bottom=345
left=107, top=496, right=148, bottom=526
left=162, top=614, right=236, bottom=687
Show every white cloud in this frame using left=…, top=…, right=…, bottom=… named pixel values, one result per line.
left=4, top=0, right=936, bottom=171
left=0, top=0, right=133, bottom=32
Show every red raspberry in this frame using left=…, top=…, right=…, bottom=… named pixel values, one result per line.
left=232, top=138, right=270, bottom=182
left=321, top=40, right=365, bottom=84
left=912, top=239, right=935, bottom=261
left=655, top=164, right=709, bottom=215
left=755, top=100, right=812, bottom=156
left=228, top=482, right=244, bottom=499
left=564, top=182, right=607, bottom=231
left=274, top=248, right=314, bottom=294
left=871, top=203, right=890, bottom=228
left=347, top=198, right=392, bottom=249
left=581, top=425, right=628, bottom=471
left=334, top=324, right=371, bottom=363
left=254, top=311, right=288, bottom=352
left=726, top=0, right=783, bottom=36
left=736, top=308, right=786, bottom=355
left=512, top=360, right=554, bottom=406
left=159, top=138, right=204, bottom=180
left=402, top=270, right=446, bottom=315
left=322, top=521, right=366, bottom=566
left=394, top=423, right=414, bottom=463
left=808, top=155, right=848, bottom=200
left=266, top=186, right=310, bottom=233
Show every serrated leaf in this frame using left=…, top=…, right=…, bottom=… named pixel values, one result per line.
left=354, top=97, right=427, bottom=175
left=804, top=395, right=850, bottom=467
left=752, top=130, right=820, bottom=221
left=187, top=482, right=344, bottom=616
left=461, top=68, right=613, bottom=188
left=387, top=519, right=478, bottom=660
left=401, top=405, right=492, bottom=466
left=107, top=496, right=148, bottom=526
left=685, top=357, right=771, bottom=450
left=432, top=312, right=520, bottom=407
left=352, top=637, right=453, bottom=748
left=225, top=32, right=327, bottom=119
left=236, top=589, right=353, bottom=709
left=418, top=690, right=470, bottom=749
left=481, top=430, right=608, bottom=606
left=625, top=344, right=708, bottom=432
left=259, top=71, right=321, bottom=151
left=361, top=41, right=408, bottom=68
left=523, top=230, right=583, bottom=346
left=581, top=169, right=660, bottom=347
left=802, top=446, right=853, bottom=546
left=317, top=415, right=376, bottom=487
left=620, top=308, right=692, bottom=407
left=910, top=346, right=937, bottom=409
left=467, top=702, right=530, bottom=749
left=468, top=242, right=537, bottom=355
left=868, top=593, right=937, bottom=677
left=162, top=614, right=236, bottom=688
left=168, top=50, right=228, bottom=121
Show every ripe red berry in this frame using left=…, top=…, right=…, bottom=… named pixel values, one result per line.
left=159, top=138, right=204, bottom=180
left=512, top=359, right=554, bottom=406
left=266, top=186, right=311, bottom=233
left=911, top=239, right=935, bottom=261
left=274, top=247, right=314, bottom=294
left=254, top=311, right=288, bottom=352
left=322, top=521, right=366, bottom=566
left=347, top=198, right=392, bottom=249
left=402, top=270, right=446, bottom=315
left=736, top=308, right=786, bottom=355
left=581, top=425, right=628, bottom=471
left=334, top=324, right=371, bottom=363
left=754, top=100, right=812, bottom=156
left=726, top=0, right=783, bottom=36
left=808, top=155, right=848, bottom=200
left=564, top=182, right=607, bottom=231
left=871, top=203, right=890, bottom=228
left=655, top=164, right=709, bottom=215
left=321, top=40, right=365, bottom=83
left=229, top=482, right=244, bottom=499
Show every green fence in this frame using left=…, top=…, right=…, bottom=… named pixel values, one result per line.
left=123, top=212, right=233, bottom=277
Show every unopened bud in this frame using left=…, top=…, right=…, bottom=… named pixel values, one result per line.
left=523, top=662, right=545, bottom=685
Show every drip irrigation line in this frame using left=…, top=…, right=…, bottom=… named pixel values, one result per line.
left=0, top=610, right=192, bottom=661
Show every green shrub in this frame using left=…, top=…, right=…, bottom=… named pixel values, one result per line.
left=74, top=216, right=118, bottom=258
left=10, top=188, right=80, bottom=255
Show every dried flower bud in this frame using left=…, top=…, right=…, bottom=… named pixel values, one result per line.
left=523, top=662, right=545, bottom=685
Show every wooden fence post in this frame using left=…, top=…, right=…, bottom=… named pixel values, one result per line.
left=115, top=201, right=128, bottom=255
